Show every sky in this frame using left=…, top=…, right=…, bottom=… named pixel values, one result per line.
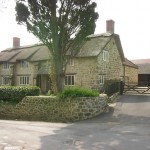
left=0, top=0, right=150, bottom=60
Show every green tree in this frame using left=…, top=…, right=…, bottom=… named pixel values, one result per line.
left=15, top=0, right=98, bottom=93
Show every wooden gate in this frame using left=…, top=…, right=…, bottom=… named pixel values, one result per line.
left=124, top=83, right=150, bottom=94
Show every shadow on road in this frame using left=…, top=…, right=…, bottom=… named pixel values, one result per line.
left=39, top=94, right=150, bottom=150
left=119, top=94, right=150, bottom=103
left=39, top=112, right=150, bottom=150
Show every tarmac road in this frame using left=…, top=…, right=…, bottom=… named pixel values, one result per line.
left=1, top=94, right=150, bottom=150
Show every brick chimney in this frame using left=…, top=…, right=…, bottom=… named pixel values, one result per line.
left=13, top=37, right=20, bottom=48
left=106, top=20, right=115, bottom=33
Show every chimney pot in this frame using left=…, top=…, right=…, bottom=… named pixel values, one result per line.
left=106, top=20, right=115, bottom=33
left=13, top=37, right=20, bottom=48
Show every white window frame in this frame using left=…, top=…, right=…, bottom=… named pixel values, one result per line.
left=67, top=58, right=74, bottom=66
left=19, top=76, right=29, bottom=85
left=3, top=62, right=10, bottom=69
left=20, top=61, right=29, bottom=68
left=100, top=75, right=105, bottom=85
left=103, top=50, right=109, bottom=62
left=1, top=76, right=10, bottom=85
left=65, top=75, right=75, bottom=86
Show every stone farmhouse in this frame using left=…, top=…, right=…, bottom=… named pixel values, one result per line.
left=0, top=20, right=138, bottom=93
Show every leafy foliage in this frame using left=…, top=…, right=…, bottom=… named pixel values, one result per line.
left=58, top=87, right=99, bottom=98
left=15, top=0, right=99, bottom=92
left=0, top=86, right=40, bottom=102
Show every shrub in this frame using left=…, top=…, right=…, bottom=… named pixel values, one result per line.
left=58, top=87, right=99, bottom=99
left=0, top=86, right=40, bottom=103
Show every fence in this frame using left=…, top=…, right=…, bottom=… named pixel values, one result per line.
left=104, top=80, right=121, bottom=96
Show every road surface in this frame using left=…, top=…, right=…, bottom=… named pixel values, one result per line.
left=0, top=94, right=150, bottom=150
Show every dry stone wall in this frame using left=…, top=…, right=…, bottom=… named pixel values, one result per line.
left=0, top=96, right=107, bottom=122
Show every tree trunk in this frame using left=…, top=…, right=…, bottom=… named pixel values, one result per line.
left=50, top=56, right=65, bottom=93
left=56, top=71, right=65, bottom=93
left=55, top=59, right=65, bottom=93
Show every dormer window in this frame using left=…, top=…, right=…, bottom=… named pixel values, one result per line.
left=103, top=50, right=109, bottom=62
left=3, top=62, right=10, bottom=69
left=20, top=61, right=29, bottom=68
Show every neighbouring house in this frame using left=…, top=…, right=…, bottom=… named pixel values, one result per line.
left=0, top=20, right=138, bottom=93
left=123, top=58, right=138, bottom=84
left=132, top=59, right=150, bottom=86
left=0, top=41, right=51, bottom=93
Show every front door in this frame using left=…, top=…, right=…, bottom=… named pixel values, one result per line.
left=36, top=75, right=51, bottom=94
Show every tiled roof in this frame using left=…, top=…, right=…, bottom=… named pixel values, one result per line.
left=124, top=58, right=138, bottom=69
left=137, top=64, right=150, bottom=74
left=131, top=59, right=150, bottom=74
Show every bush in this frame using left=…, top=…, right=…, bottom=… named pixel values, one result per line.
left=0, top=86, right=40, bottom=103
left=58, top=87, right=99, bottom=99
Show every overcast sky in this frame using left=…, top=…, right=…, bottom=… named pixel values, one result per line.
left=0, top=0, right=150, bottom=60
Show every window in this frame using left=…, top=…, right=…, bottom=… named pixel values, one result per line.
left=1, top=76, right=10, bottom=85
left=103, top=50, right=109, bottom=62
left=3, top=62, right=10, bottom=69
left=19, top=76, right=29, bottom=85
left=67, top=58, right=74, bottom=66
left=65, top=75, right=75, bottom=86
left=68, top=58, right=74, bottom=66
left=99, top=75, right=105, bottom=85
left=20, top=61, right=29, bottom=68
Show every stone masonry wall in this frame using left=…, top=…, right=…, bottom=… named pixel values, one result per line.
left=66, top=37, right=124, bottom=90
left=15, top=62, right=35, bottom=86
left=97, top=38, right=123, bottom=80
left=0, top=64, right=12, bottom=85
left=107, top=38, right=124, bottom=79
left=66, top=57, right=98, bottom=89
left=125, top=66, right=138, bottom=84
left=0, top=96, right=107, bottom=122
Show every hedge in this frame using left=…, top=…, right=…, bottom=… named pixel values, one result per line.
left=58, top=87, right=99, bottom=99
left=0, top=86, right=40, bottom=103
